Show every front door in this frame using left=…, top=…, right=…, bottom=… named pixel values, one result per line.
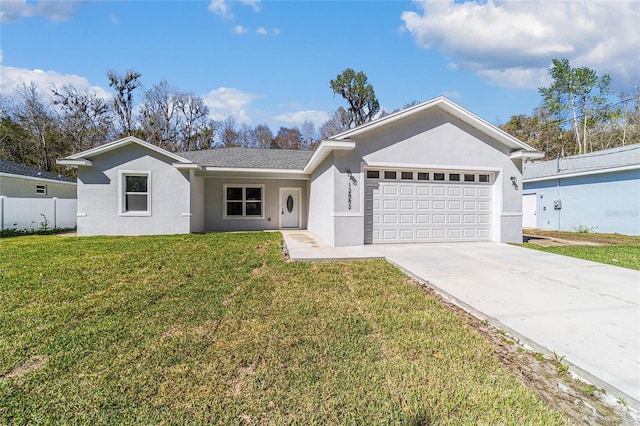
left=280, top=188, right=300, bottom=228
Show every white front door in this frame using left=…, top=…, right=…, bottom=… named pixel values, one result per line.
left=522, top=193, right=537, bottom=228
left=280, top=188, right=300, bottom=229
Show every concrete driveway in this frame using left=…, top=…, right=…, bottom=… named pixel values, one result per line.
left=282, top=232, right=640, bottom=408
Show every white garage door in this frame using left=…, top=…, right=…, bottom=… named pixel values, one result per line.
left=365, top=169, right=493, bottom=243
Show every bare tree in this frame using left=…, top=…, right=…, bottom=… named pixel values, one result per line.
left=254, top=123, right=273, bottom=149
left=218, top=116, right=240, bottom=147
left=12, top=82, right=59, bottom=171
left=319, top=109, right=348, bottom=139
left=272, top=126, right=302, bottom=150
left=139, top=80, right=179, bottom=150
left=300, top=120, right=316, bottom=149
left=52, top=84, right=113, bottom=152
left=175, top=92, right=209, bottom=151
left=107, top=69, right=142, bottom=137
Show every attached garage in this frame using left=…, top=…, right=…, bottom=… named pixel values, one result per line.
left=364, top=168, right=493, bottom=243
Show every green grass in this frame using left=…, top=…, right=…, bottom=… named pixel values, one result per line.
left=524, top=244, right=640, bottom=270
left=0, top=233, right=568, bottom=425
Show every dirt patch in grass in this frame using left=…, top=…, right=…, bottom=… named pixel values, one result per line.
left=1, top=355, right=48, bottom=380
left=414, top=281, right=638, bottom=426
left=524, top=229, right=640, bottom=246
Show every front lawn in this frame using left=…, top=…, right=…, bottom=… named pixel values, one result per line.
left=0, top=233, right=567, bottom=424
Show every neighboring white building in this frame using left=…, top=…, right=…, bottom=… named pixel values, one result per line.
left=523, top=144, right=640, bottom=235
left=58, top=97, right=541, bottom=245
left=0, top=159, right=76, bottom=199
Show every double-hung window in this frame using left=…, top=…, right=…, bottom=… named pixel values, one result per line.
left=120, top=171, right=151, bottom=215
left=224, top=185, right=264, bottom=218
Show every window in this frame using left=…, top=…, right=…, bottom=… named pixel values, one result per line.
left=449, top=173, right=460, bottom=182
left=464, top=174, right=475, bottom=182
left=224, top=185, right=264, bottom=218
left=121, top=173, right=150, bottom=214
left=433, top=172, right=445, bottom=181
left=35, top=184, right=47, bottom=195
left=417, top=172, right=429, bottom=181
left=479, top=174, right=490, bottom=183
left=401, top=171, right=413, bottom=180
left=384, top=171, right=397, bottom=180
left=366, top=170, right=380, bottom=179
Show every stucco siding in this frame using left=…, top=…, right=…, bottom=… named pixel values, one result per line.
left=76, top=145, right=191, bottom=236
left=331, top=108, right=523, bottom=244
left=307, top=155, right=335, bottom=245
left=204, top=177, right=308, bottom=232
left=524, top=169, right=640, bottom=235
left=0, top=175, right=76, bottom=199
left=190, top=172, right=205, bottom=233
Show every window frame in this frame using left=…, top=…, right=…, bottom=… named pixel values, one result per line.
left=119, top=171, right=152, bottom=216
left=223, top=184, right=265, bottom=219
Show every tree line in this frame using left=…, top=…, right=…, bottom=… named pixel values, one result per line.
left=2, top=61, right=637, bottom=177
left=500, top=58, right=640, bottom=159
left=0, top=68, right=374, bottom=176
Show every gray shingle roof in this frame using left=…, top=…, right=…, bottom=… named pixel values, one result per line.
left=0, top=158, right=76, bottom=183
left=523, top=144, right=640, bottom=180
left=176, top=147, right=313, bottom=170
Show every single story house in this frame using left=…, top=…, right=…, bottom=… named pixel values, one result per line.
left=0, top=158, right=76, bottom=198
left=57, top=97, right=541, bottom=246
left=523, top=144, right=640, bottom=235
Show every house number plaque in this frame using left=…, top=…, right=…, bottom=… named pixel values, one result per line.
left=346, top=170, right=358, bottom=210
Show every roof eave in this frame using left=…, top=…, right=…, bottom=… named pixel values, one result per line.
left=172, top=163, right=203, bottom=170
left=523, top=163, right=640, bottom=183
left=303, top=140, right=356, bottom=174
left=510, top=150, right=545, bottom=160
left=56, top=158, right=93, bottom=167
left=202, top=166, right=305, bottom=174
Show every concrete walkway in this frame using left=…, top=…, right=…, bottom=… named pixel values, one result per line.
left=282, top=231, right=640, bottom=409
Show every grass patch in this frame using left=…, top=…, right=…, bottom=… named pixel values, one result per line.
left=524, top=229, right=640, bottom=245
left=524, top=244, right=640, bottom=270
left=0, top=233, right=568, bottom=424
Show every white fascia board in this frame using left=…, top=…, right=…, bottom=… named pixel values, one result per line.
left=172, top=163, right=202, bottom=170
left=510, top=150, right=545, bottom=160
left=56, top=158, right=93, bottom=167
left=523, top=164, right=640, bottom=183
left=302, top=140, right=356, bottom=174
left=203, top=166, right=305, bottom=174
left=0, top=172, right=77, bottom=185
left=66, top=136, right=191, bottom=163
left=332, top=96, right=537, bottom=153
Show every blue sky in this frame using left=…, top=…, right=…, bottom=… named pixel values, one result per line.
left=1, top=0, right=638, bottom=132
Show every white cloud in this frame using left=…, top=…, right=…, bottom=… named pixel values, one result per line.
left=0, top=65, right=111, bottom=100
left=274, top=110, right=330, bottom=128
left=273, top=28, right=280, bottom=35
left=203, top=87, right=257, bottom=123
left=0, top=0, right=83, bottom=23
left=208, top=0, right=232, bottom=18
left=402, top=0, right=640, bottom=89
left=241, top=0, right=261, bottom=12
left=0, top=49, right=3, bottom=63
left=234, top=25, right=248, bottom=34
left=256, top=26, right=267, bottom=35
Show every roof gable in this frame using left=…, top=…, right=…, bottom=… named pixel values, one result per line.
left=62, top=136, right=191, bottom=164
left=0, top=159, right=76, bottom=183
left=331, top=97, right=537, bottom=153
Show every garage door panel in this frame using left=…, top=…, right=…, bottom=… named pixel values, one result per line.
left=433, top=186, right=446, bottom=196
left=400, top=200, right=414, bottom=210
left=433, top=200, right=446, bottom=210
left=366, top=171, right=493, bottom=243
left=416, top=200, right=430, bottom=210
left=448, top=187, right=461, bottom=196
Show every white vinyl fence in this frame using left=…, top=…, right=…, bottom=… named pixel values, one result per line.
left=0, top=196, right=77, bottom=231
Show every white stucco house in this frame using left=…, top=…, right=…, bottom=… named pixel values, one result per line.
left=57, top=97, right=542, bottom=246
left=523, top=144, right=640, bottom=235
